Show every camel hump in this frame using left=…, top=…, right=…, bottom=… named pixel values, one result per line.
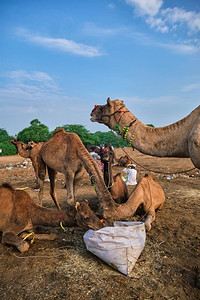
left=53, top=128, right=66, bottom=135
left=0, top=183, right=14, bottom=191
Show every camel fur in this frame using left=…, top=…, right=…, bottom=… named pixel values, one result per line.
left=0, top=183, right=103, bottom=253
left=99, top=146, right=128, bottom=204
left=9, top=139, right=44, bottom=187
left=37, top=128, right=115, bottom=210
left=100, top=174, right=165, bottom=231
left=91, top=98, right=200, bottom=169
left=115, top=155, right=133, bottom=167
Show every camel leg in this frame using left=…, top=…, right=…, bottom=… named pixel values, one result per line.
left=144, top=210, right=155, bottom=231
left=64, top=169, right=75, bottom=205
left=2, top=231, right=30, bottom=253
left=32, top=159, right=40, bottom=189
left=47, top=167, right=60, bottom=209
left=37, top=158, right=46, bottom=206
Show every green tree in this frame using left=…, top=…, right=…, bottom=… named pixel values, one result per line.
left=17, top=119, right=50, bottom=143
left=0, top=128, right=16, bottom=155
left=55, top=124, right=100, bottom=147
left=94, top=131, right=127, bottom=148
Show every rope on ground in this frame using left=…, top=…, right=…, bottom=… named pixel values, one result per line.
left=111, top=130, right=197, bottom=175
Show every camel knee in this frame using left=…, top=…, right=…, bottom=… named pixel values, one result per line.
left=66, top=195, right=75, bottom=206
left=145, top=212, right=155, bottom=231
left=2, top=232, right=30, bottom=253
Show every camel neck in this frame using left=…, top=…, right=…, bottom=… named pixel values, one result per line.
left=111, top=106, right=199, bottom=158
left=103, top=162, right=113, bottom=188
left=16, top=143, right=30, bottom=158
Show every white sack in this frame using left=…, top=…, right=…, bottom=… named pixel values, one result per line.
left=83, top=221, right=146, bottom=276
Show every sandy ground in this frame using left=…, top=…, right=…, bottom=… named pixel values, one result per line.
left=0, top=148, right=199, bottom=300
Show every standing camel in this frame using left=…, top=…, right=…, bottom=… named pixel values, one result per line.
left=9, top=139, right=44, bottom=187
left=37, top=128, right=115, bottom=210
left=91, top=98, right=200, bottom=169
left=99, top=146, right=128, bottom=204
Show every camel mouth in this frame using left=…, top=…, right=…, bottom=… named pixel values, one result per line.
left=90, top=116, right=99, bottom=122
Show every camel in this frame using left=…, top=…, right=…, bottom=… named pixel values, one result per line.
left=90, top=98, right=200, bottom=169
left=99, top=146, right=128, bottom=204
left=115, top=155, right=133, bottom=167
left=9, top=139, right=44, bottom=187
left=99, top=174, right=165, bottom=231
left=0, top=183, right=103, bottom=253
left=37, top=128, right=115, bottom=210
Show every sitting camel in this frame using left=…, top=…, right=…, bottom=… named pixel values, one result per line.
left=115, top=155, right=133, bottom=167
left=0, top=183, right=103, bottom=253
left=9, top=139, right=44, bottom=187
left=98, top=174, right=165, bottom=231
left=99, top=146, right=128, bottom=204
left=37, top=128, right=115, bottom=209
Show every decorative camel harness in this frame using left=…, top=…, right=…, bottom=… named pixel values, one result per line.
left=94, top=104, right=137, bottom=147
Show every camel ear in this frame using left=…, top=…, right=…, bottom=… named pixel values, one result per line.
left=75, top=202, right=80, bottom=211
left=107, top=97, right=111, bottom=106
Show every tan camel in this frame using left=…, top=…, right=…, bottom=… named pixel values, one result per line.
left=0, top=183, right=103, bottom=253
left=91, top=98, right=200, bottom=169
left=37, top=128, right=115, bottom=210
left=100, top=174, right=165, bottom=231
left=9, top=139, right=44, bottom=187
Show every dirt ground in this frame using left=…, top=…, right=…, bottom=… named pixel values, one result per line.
left=0, top=148, right=199, bottom=300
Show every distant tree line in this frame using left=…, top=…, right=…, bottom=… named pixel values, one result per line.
left=0, top=119, right=126, bottom=156
left=0, top=119, right=154, bottom=156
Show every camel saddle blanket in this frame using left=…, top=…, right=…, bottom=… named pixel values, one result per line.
left=83, top=221, right=146, bottom=276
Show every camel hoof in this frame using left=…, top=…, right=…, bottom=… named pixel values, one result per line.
left=145, top=222, right=152, bottom=231
left=17, top=241, right=30, bottom=253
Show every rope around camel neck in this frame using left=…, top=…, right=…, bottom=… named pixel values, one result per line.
left=111, top=130, right=197, bottom=175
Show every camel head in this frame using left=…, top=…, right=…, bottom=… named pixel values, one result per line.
left=74, top=200, right=104, bottom=230
left=9, top=139, right=19, bottom=145
left=9, top=139, right=30, bottom=150
left=90, top=98, right=125, bottom=127
left=99, top=147, right=113, bottom=163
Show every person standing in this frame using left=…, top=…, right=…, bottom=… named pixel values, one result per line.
left=122, top=164, right=137, bottom=185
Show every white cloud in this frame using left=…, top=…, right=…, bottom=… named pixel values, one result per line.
left=161, top=7, right=200, bottom=34
left=82, top=22, right=126, bottom=37
left=108, top=3, right=115, bottom=9
left=157, top=42, right=199, bottom=54
left=125, top=0, right=163, bottom=16
left=146, top=16, right=168, bottom=32
left=7, top=70, right=57, bottom=89
left=0, top=70, right=68, bottom=104
left=182, top=83, right=200, bottom=92
left=16, top=28, right=102, bottom=57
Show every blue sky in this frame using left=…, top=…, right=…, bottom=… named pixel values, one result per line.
left=1, top=0, right=200, bottom=136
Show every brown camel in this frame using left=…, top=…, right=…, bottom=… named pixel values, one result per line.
left=115, top=155, right=133, bottom=167
left=0, top=183, right=103, bottom=253
left=99, top=146, right=128, bottom=204
left=100, top=174, right=165, bottom=231
left=9, top=139, right=44, bottom=187
left=91, top=98, right=200, bottom=169
left=37, top=128, right=115, bottom=210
